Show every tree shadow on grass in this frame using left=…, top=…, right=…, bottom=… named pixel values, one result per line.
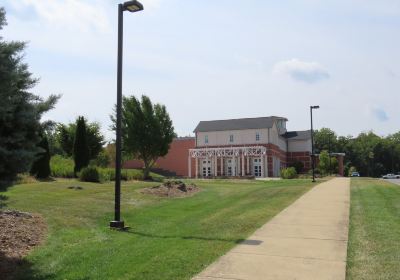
left=0, top=252, right=54, bottom=280
left=123, top=229, right=246, bottom=244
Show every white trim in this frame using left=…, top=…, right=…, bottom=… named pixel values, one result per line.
left=189, top=146, right=267, bottom=158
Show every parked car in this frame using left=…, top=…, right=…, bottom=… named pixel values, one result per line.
left=382, top=174, right=400, bottom=179
left=350, top=172, right=360, bottom=177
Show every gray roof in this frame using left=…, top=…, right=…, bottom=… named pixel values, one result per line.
left=283, top=130, right=311, bottom=140
left=193, top=116, right=287, bottom=132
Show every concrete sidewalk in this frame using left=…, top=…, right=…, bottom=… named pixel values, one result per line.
left=193, top=178, right=350, bottom=280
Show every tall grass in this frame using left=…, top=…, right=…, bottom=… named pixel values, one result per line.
left=50, top=155, right=75, bottom=178
left=50, top=155, right=163, bottom=182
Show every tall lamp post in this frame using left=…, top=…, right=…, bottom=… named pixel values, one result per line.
left=310, top=105, right=320, bottom=183
left=110, top=0, right=144, bottom=230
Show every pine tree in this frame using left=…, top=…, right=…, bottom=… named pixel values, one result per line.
left=30, top=134, right=51, bottom=179
left=73, top=116, right=90, bottom=174
left=0, top=8, right=59, bottom=179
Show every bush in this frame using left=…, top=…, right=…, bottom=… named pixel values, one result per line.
left=79, top=166, right=101, bottom=182
left=348, top=166, right=358, bottom=177
left=50, top=155, right=75, bottom=178
left=281, top=167, right=297, bottom=179
left=49, top=156, right=163, bottom=182
left=92, top=150, right=110, bottom=168
left=98, top=168, right=145, bottom=181
left=288, top=161, right=304, bottom=173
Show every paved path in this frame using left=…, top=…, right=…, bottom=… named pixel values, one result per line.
left=386, top=178, right=400, bottom=185
left=193, top=178, right=350, bottom=280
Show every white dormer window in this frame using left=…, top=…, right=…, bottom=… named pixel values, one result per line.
left=256, top=132, right=260, bottom=141
left=229, top=134, right=234, bottom=143
left=205, top=135, right=208, bottom=144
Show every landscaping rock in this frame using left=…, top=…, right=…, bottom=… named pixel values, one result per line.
left=141, top=180, right=199, bottom=197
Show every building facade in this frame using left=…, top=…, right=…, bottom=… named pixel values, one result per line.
left=123, top=116, right=344, bottom=178
left=188, top=116, right=312, bottom=178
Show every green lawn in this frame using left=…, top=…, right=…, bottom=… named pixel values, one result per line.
left=1, top=178, right=315, bottom=280
left=347, top=178, right=400, bottom=280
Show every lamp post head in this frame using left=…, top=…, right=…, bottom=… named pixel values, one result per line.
left=311, top=105, right=320, bottom=109
left=123, top=0, right=143, bottom=12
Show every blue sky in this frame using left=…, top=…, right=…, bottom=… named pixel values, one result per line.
left=2, top=0, right=400, bottom=140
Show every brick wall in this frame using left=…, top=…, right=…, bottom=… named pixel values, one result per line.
left=123, top=139, right=314, bottom=178
left=287, top=151, right=312, bottom=172
left=123, top=137, right=196, bottom=176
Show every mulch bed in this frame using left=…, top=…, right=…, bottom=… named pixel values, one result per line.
left=141, top=180, right=200, bottom=198
left=0, top=210, right=47, bottom=279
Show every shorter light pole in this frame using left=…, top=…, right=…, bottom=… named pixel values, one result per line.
left=310, top=105, right=320, bottom=182
left=328, top=133, right=331, bottom=175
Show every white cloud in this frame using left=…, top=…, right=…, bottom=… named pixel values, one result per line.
left=273, top=58, right=330, bottom=83
left=9, top=0, right=111, bottom=33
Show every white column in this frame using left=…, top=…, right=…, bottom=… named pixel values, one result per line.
left=220, top=157, right=224, bottom=176
left=242, top=154, right=245, bottom=176
left=247, top=157, right=250, bottom=175
left=261, top=156, right=265, bottom=177
left=195, top=158, right=198, bottom=179
left=188, top=156, right=191, bottom=178
left=206, top=157, right=208, bottom=177
left=238, top=156, right=241, bottom=177
left=232, top=156, right=236, bottom=176
left=214, top=155, right=218, bottom=176
left=265, top=154, right=269, bottom=177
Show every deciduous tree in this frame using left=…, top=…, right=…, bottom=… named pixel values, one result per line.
left=111, top=95, right=175, bottom=179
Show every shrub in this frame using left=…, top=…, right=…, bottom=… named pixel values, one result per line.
left=98, top=168, right=145, bottom=181
left=79, top=166, right=101, bottom=182
left=348, top=166, right=358, bottom=177
left=49, top=156, right=163, bottom=182
left=50, top=155, right=75, bottom=178
left=288, top=161, right=304, bottom=173
left=281, top=167, right=297, bottom=179
left=92, top=150, right=110, bottom=168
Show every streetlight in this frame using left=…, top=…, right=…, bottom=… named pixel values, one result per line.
left=110, top=0, right=144, bottom=230
left=310, top=105, right=320, bottom=183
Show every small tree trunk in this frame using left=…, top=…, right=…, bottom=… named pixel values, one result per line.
left=143, top=160, right=151, bottom=180
left=143, top=167, right=150, bottom=180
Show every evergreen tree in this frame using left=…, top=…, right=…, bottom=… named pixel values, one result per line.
left=0, top=8, right=59, bottom=179
left=30, top=134, right=51, bottom=179
left=56, top=120, right=104, bottom=159
left=73, top=116, right=90, bottom=174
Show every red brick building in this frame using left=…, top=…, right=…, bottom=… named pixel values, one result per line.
left=124, top=137, right=196, bottom=176
left=124, top=116, right=344, bottom=177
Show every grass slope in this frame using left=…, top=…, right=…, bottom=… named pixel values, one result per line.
left=1, top=179, right=315, bottom=280
left=347, top=178, right=400, bottom=280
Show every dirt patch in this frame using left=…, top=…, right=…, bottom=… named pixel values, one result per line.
left=0, top=210, right=47, bottom=279
left=141, top=180, right=200, bottom=198
left=67, top=185, right=83, bottom=190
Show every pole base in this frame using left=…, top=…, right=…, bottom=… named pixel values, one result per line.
left=110, top=220, right=125, bottom=229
